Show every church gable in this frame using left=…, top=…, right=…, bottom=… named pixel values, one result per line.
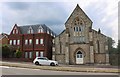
left=65, top=4, right=92, bottom=28
left=53, top=4, right=109, bottom=65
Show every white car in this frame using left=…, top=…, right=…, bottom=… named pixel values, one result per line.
left=33, top=57, right=58, bottom=66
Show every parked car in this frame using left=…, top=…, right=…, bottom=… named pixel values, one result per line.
left=33, top=57, right=58, bottom=66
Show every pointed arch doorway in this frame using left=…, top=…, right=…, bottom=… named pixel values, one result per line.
left=76, top=51, right=84, bottom=64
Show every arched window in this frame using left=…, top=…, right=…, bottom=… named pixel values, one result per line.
left=73, top=17, right=86, bottom=43
left=74, top=17, right=80, bottom=25
left=73, top=17, right=85, bottom=32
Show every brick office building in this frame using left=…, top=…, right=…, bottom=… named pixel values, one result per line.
left=8, top=24, right=55, bottom=61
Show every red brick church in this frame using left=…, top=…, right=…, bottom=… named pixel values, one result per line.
left=8, top=24, right=56, bottom=61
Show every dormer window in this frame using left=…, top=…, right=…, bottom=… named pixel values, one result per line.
left=53, top=35, right=55, bottom=38
left=13, top=26, right=18, bottom=34
left=28, top=26, right=33, bottom=34
left=47, top=30, right=49, bottom=34
left=51, top=32, right=53, bottom=36
left=16, top=29, right=18, bottom=34
left=38, top=26, right=43, bottom=33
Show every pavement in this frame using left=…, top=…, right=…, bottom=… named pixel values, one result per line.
left=1, top=66, right=118, bottom=75
left=0, top=60, right=120, bottom=73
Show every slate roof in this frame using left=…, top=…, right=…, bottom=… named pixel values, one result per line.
left=18, top=24, right=56, bottom=36
left=0, top=35, right=2, bottom=40
left=0, top=33, right=8, bottom=40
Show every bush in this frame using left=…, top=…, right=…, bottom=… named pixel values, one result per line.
left=2, top=45, right=11, bottom=58
left=15, top=49, right=22, bottom=58
left=109, top=53, right=120, bottom=66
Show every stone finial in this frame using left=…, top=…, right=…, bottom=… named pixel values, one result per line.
left=15, top=23, right=17, bottom=26
left=77, top=4, right=79, bottom=7
left=76, top=4, right=81, bottom=8
left=98, top=28, right=101, bottom=33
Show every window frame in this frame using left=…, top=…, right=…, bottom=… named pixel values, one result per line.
left=40, top=51, right=44, bottom=57
left=79, top=27, right=81, bottom=31
left=16, top=29, right=18, bottom=34
left=40, top=38, right=43, bottom=44
left=28, top=26, right=33, bottom=34
left=13, top=40, right=16, bottom=45
left=25, top=52, right=28, bottom=58
left=74, top=27, right=76, bottom=31
left=36, top=51, right=39, bottom=57
left=76, top=27, right=78, bottom=32
left=38, top=28, right=43, bottom=33
left=36, top=39, right=39, bottom=45
left=25, top=39, right=28, bottom=45
left=47, top=30, right=49, bottom=34
left=17, top=40, right=20, bottom=45
left=9, top=40, right=12, bottom=45
left=29, top=39, right=32, bottom=45
left=29, top=52, right=32, bottom=58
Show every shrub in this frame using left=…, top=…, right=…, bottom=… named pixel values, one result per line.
left=2, top=45, right=11, bottom=58
left=15, top=49, right=22, bottom=58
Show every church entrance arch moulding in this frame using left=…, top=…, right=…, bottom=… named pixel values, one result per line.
left=74, top=48, right=85, bottom=64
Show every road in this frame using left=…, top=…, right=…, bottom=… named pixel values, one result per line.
left=1, top=66, right=118, bottom=75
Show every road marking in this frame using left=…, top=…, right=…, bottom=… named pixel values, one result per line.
left=0, top=66, right=10, bottom=68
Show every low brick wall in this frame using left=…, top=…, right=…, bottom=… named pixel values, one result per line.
left=2, top=58, right=34, bottom=62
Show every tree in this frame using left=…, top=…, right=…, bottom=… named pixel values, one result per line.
left=108, top=37, right=116, bottom=54
left=9, top=45, right=16, bottom=58
left=15, top=48, right=22, bottom=58
left=108, top=37, right=119, bottom=65
left=2, top=45, right=10, bottom=58
left=117, top=40, right=120, bottom=54
left=0, top=46, right=2, bottom=58
left=117, top=40, right=120, bottom=65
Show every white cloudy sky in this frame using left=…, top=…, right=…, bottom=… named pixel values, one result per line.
left=0, top=0, right=119, bottom=47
